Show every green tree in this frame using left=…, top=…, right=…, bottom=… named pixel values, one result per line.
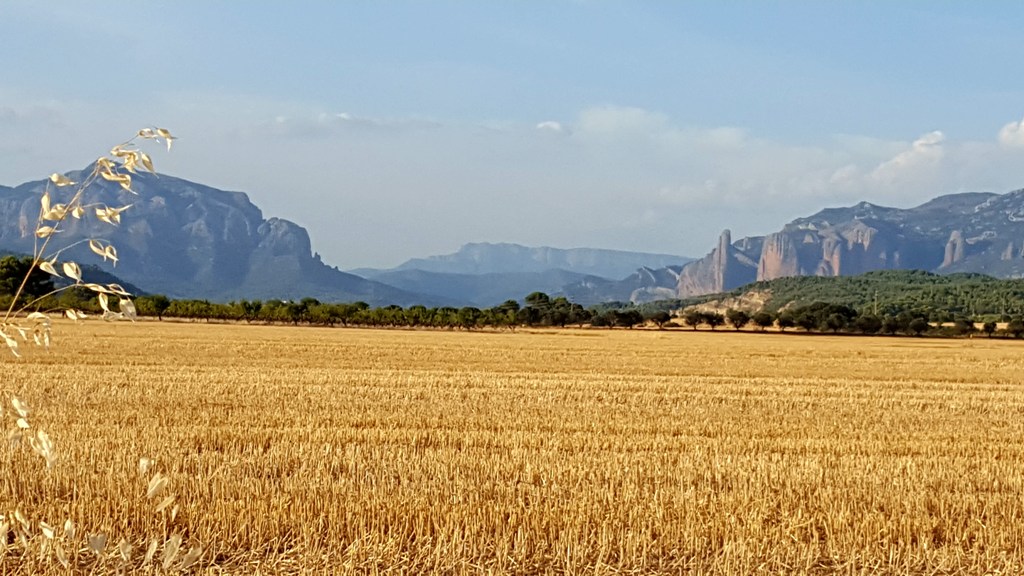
left=776, top=311, right=795, bottom=332
left=0, top=255, right=55, bottom=308
left=908, top=317, right=930, bottom=336
left=752, top=311, right=775, bottom=331
left=646, top=311, right=672, bottom=329
left=853, top=314, right=882, bottom=335
left=725, top=309, right=750, bottom=331
left=1007, top=317, right=1024, bottom=338
left=703, top=312, right=725, bottom=331
left=982, top=321, right=997, bottom=338
left=136, top=294, right=172, bottom=320
left=682, top=309, right=703, bottom=330
left=824, top=312, right=848, bottom=333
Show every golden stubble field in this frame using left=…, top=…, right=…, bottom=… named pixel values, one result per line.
left=3, top=321, right=1024, bottom=574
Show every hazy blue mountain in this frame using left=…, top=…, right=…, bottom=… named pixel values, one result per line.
left=364, top=268, right=601, bottom=308
left=356, top=242, right=692, bottom=279
left=0, top=169, right=440, bottom=306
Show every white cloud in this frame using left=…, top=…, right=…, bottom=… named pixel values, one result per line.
left=869, top=130, right=945, bottom=184
left=535, top=121, right=566, bottom=133
left=576, top=105, right=668, bottom=135
left=998, top=117, right=1024, bottom=147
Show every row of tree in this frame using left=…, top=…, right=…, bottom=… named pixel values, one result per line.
left=680, top=303, right=1024, bottom=338
left=4, top=255, right=1024, bottom=336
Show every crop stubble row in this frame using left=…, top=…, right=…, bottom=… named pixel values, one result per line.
left=3, top=322, right=1024, bottom=573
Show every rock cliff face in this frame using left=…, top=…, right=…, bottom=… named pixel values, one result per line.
left=677, top=191, right=1024, bottom=297
left=0, top=168, right=431, bottom=305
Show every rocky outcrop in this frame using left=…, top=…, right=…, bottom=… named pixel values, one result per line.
left=0, top=168, right=432, bottom=305
left=677, top=230, right=758, bottom=297
left=677, top=190, right=1024, bottom=297
left=942, top=231, right=965, bottom=268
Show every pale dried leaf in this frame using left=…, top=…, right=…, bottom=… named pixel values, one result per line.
left=120, top=298, right=136, bottom=321
left=49, top=173, right=75, bottom=187
left=84, top=283, right=112, bottom=294
left=104, top=244, right=118, bottom=264
left=98, top=292, right=109, bottom=312
left=16, top=418, right=29, bottom=430
left=146, top=473, right=168, bottom=499
left=88, top=533, right=107, bottom=555
left=119, top=538, right=132, bottom=562
left=140, top=152, right=155, bottom=173
left=62, top=261, right=82, bottom=283
left=155, top=494, right=175, bottom=513
left=40, top=191, right=51, bottom=215
left=11, top=396, right=29, bottom=418
left=178, top=546, right=203, bottom=570
left=35, top=225, right=57, bottom=238
left=71, top=206, right=85, bottom=219
left=2, top=333, right=20, bottom=357
left=13, top=510, right=27, bottom=531
left=89, top=239, right=106, bottom=258
left=43, top=204, right=67, bottom=220
left=64, top=519, right=75, bottom=540
left=39, top=521, right=55, bottom=540
left=139, top=456, right=154, bottom=475
left=38, top=259, right=59, bottom=277
left=162, top=533, right=182, bottom=570
left=144, top=538, right=158, bottom=565
left=54, top=542, right=69, bottom=568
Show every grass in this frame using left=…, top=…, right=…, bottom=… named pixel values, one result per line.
left=4, top=322, right=1024, bottom=573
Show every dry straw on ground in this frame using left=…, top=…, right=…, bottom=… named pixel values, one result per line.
left=4, top=322, right=1024, bottom=574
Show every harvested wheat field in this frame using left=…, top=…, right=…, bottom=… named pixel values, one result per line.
left=3, top=321, right=1024, bottom=574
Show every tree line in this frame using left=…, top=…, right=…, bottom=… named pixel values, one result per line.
left=4, top=254, right=1024, bottom=336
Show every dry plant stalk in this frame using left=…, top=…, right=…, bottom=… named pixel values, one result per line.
left=1, top=129, right=205, bottom=572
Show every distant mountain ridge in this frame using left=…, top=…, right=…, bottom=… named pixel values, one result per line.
left=675, top=189, right=1024, bottom=297
left=353, top=243, right=694, bottom=306
left=355, top=242, right=692, bottom=279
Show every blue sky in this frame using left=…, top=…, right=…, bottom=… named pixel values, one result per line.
left=3, top=3, right=1024, bottom=268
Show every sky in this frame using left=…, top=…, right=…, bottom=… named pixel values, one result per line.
left=3, top=2, right=1024, bottom=269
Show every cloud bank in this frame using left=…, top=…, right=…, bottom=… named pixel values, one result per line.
left=2, top=95, right=1024, bottom=268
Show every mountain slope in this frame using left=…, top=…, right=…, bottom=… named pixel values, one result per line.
left=676, top=189, right=1024, bottom=297
left=0, top=169, right=436, bottom=306
left=367, top=242, right=692, bottom=278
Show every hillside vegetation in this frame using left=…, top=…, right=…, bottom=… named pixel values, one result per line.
left=732, top=269, right=1024, bottom=318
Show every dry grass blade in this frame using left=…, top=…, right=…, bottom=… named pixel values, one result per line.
left=146, top=472, right=168, bottom=499
left=155, top=494, right=175, bottom=513
left=177, top=546, right=202, bottom=571
left=63, top=519, right=74, bottom=540
left=162, top=533, right=182, bottom=570
left=54, top=541, right=69, bottom=569
left=119, top=538, right=132, bottom=562
left=11, top=396, right=29, bottom=418
left=144, top=538, right=158, bottom=566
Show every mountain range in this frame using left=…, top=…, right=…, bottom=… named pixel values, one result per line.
left=6, top=168, right=1024, bottom=307
left=0, top=170, right=691, bottom=306
left=675, top=191, right=1024, bottom=297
